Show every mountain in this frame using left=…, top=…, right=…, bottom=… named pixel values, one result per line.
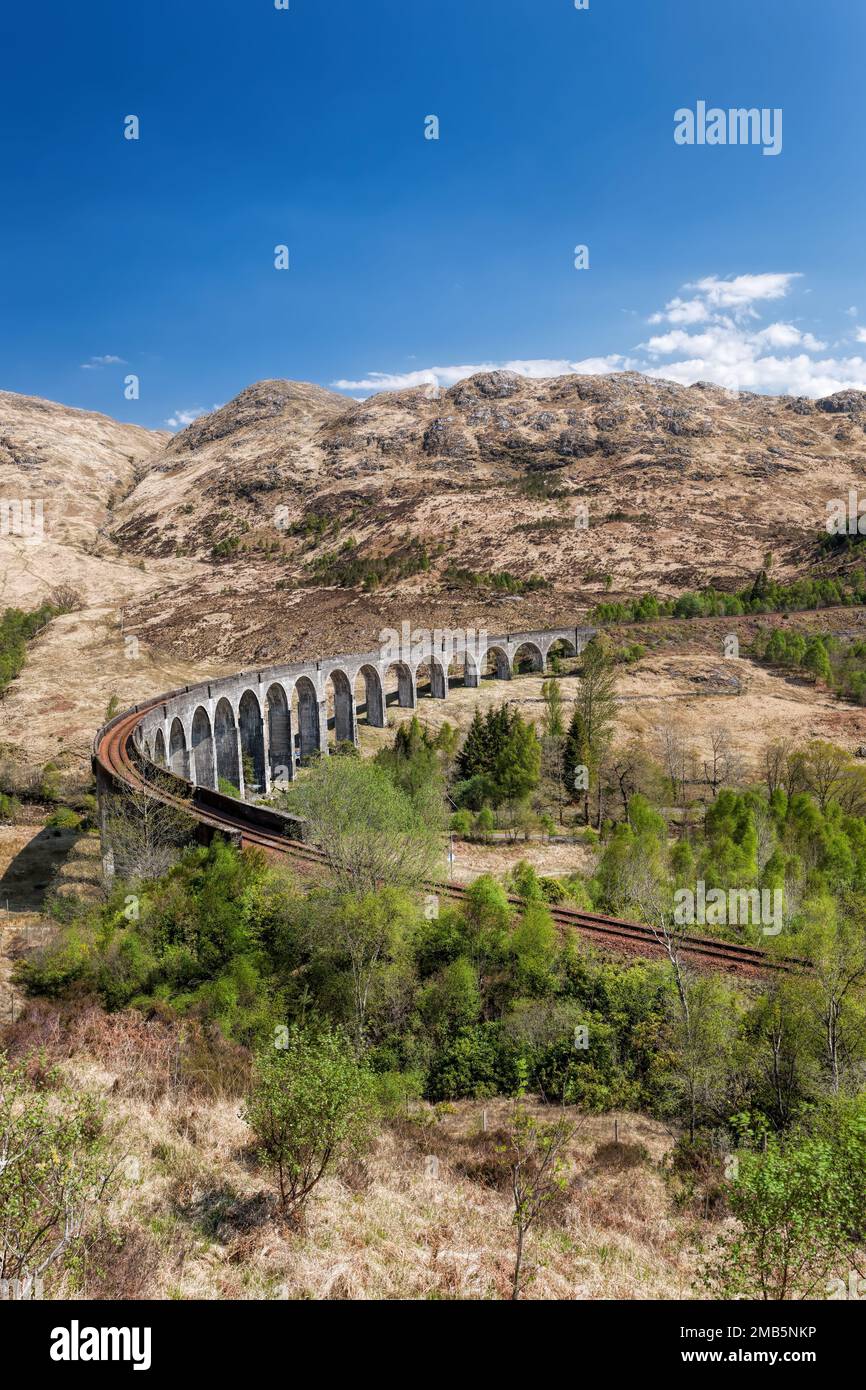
left=0, top=390, right=166, bottom=609
left=3, top=371, right=866, bottom=767
left=107, top=371, right=866, bottom=663
left=0, top=391, right=216, bottom=769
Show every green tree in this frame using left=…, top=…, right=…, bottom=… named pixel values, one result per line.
left=539, top=680, right=567, bottom=823
left=803, top=636, right=832, bottom=685
left=504, top=1105, right=574, bottom=1299
left=493, top=711, right=541, bottom=804
left=798, top=903, right=866, bottom=1094
left=563, top=708, right=590, bottom=820
left=461, top=874, right=511, bottom=981
left=243, top=1025, right=376, bottom=1225
left=0, top=1056, right=113, bottom=1294
left=541, top=679, right=565, bottom=739
left=455, top=708, right=491, bottom=782
left=303, top=887, right=419, bottom=1049
left=376, top=716, right=445, bottom=808
left=577, top=638, right=618, bottom=759
left=510, top=900, right=557, bottom=994
left=419, top=957, right=481, bottom=1042
left=569, top=639, right=618, bottom=825
left=704, top=1111, right=866, bottom=1299
left=285, top=757, right=443, bottom=893
left=455, top=706, right=540, bottom=807
left=794, top=740, right=850, bottom=814
left=668, top=973, right=740, bottom=1143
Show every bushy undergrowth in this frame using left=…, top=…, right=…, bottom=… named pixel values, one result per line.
left=751, top=624, right=866, bottom=705
left=0, top=592, right=79, bottom=696
left=592, top=569, right=866, bottom=624
left=13, top=839, right=676, bottom=1112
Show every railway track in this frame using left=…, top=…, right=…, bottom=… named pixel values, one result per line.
left=94, top=701, right=801, bottom=979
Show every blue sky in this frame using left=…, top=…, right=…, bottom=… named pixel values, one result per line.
left=0, top=0, right=864, bottom=429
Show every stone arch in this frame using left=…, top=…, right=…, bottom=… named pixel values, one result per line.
left=169, top=717, right=189, bottom=779
left=545, top=637, right=577, bottom=671
left=449, top=649, right=480, bottom=689
left=293, top=676, right=321, bottom=760
left=191, top=706, right=216, bottom=789
left=446, top=652, right=467, bottom=687
left=415, top=656, right=448, bottom=699
left=214, top=697, right=241, bottom=792
left=238, top=690, right=266, bottom=796
left=354, top=664, right=385, bottom=727
left=481, top=645, right=512, bottom=680
left=512, top=641, right=544, bottom=674
left=324, top=668, right=357, bottom=747
left=154, top=728, right=167, bottom=767
left=266, top=683, right=293, bottom=787
left=383, top=661, right=416, bottom=708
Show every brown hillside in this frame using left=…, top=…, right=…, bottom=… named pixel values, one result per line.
left=3, top=371, right=866, bottom=767
left=108, top=370, right=866, bottom=663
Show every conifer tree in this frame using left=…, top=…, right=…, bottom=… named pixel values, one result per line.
left=456, top=708, right=490, bottom=781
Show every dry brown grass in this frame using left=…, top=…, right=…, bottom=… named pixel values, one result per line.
left=2, top=1000, right=711, bottom=1300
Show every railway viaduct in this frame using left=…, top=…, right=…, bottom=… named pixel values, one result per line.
left=93, top=622, right=796, bottom=977
left=131, top=624, right=595, bottom=800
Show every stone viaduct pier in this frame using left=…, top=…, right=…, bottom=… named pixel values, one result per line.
left=132, top=624, right=595, bottom=800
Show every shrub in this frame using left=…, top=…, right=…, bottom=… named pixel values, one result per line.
left=0, top=1054, right=113, bottom=1294
left=703, top=1105, right=866, bottom=1299
left=14, top=930, right=95, bottom=998
left=46, top=806, right=81, bottom=831
left=425, top=1023, right=524, bottom=1101
left=243, top=1024, right=377, bottom=1225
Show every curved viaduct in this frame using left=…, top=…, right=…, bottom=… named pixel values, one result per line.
left=90, top=619, right=800, bottom=979
left=129, top=624, right=595, bottom=800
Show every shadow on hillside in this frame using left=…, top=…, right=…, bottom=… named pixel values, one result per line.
left=0, top=825, right=80, bottom=913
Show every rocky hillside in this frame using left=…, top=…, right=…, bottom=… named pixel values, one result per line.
left=4, top=370, right=866, bottom=738
left=0, top=390, right=166, bottom=609
left=103, top=371, right=866, bottom=664
left=0, top=390, right=163, bottom=546
left=0, top=392, right=223, bottom=771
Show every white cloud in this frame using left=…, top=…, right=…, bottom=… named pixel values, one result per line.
left=648, top=297, right=708, bottom=326
left=81, top=354, right=126, bottom=369
left=637, top=278, right=864, bottom=394
left=165, top=404, right=222, bottom=430
left=754, top=322, right=826, bottom=351
left=685, top=272, right=799, bottom=315
left=648, top=274, right=800, bottom=329
left=331, top=356, right=628, bottom=394
left=331, top=273, right=866, bottom=401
